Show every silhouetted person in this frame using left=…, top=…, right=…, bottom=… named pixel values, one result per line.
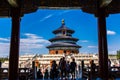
left=0, top=61, right=1, bottom=68
left=50, top=60, right=58, bottom=79
left=90, top=60, right=96, bottom=80
left=37, top=69, right=43, bottom=79
left=60, top=57, right=66, bottom=79
left=108, top=59, right=111, bottom=70
left=70, top=58, right=77, bottom=79
left=78, top=64, right=81, bottom=73
left=44, top=69, right=49, bottom=79
left=58, top=58, right=63, bottom=79
left=66, top=61, right=70, bottom=78
left=108, top=59, right=115, bottom=79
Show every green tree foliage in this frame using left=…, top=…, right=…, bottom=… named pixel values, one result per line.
left=0, top=57, right=8, bottom=63
left=117, top=50, right=120, bottom=59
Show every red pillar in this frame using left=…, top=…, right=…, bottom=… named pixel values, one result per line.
left=97, top=4, right=108, bottom=80
left=9, top=2, right=21, bottom=80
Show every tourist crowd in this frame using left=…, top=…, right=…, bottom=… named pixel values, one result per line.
left=37, top=57, right=77, bottom=80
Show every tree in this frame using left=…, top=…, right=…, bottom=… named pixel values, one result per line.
left=0, top=57, right=8, bottom=63
left=117, top=50, right=120, bottom=59
left=117, top=50, right=120, bottom=67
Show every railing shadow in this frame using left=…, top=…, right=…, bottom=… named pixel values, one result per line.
left=0, top=68, right=34, bottom=80
left=82, top=66, right=120, bottom=79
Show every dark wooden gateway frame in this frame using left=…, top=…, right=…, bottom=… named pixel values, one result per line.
left=0, top=0, right=120, bottom=80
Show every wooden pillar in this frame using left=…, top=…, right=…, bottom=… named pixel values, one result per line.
left=32, top=61, right=37, bottom=79
left=0, top=67, right=1, bottom=80
left=81, top=60, right=84, bottom=78
left=9, top=1, right=21, bottom=80
left=0, top=61, right=1, bottom=68
left=97, top=2, right=108, bottom=80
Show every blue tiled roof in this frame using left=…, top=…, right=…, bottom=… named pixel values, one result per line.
left=47, top=42, right=81, bottom=48
left=49, top=36, right=78, bottom=42
left=53, top=24, right=74, bottom=34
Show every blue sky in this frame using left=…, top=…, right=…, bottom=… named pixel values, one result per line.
left=0, top=9, right=120, bottom=57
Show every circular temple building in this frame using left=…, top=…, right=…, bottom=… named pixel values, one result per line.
left=47, top=20, right=81, bottom=55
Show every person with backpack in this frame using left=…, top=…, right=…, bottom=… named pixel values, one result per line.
left=70, top=58, right=77, bottom=79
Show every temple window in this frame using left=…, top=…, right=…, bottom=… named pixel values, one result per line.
left=64, top=50, right=66, bottom=54
left=72, top=51, right=74, bottom=53
left=62, top=30, right=66, bottom=35
left=56, top=51, right=58, bottom=54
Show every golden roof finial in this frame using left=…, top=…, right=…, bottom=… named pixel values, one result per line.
left=62, top=19, right=65, bottom=25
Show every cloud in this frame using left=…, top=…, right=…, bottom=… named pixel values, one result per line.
left=0, top=43, right=10, bottom=57
left=108, top=50, right=117, bottom=54
left=0, top=38, right=10, bottom=42
left=80, top=40, right=89, bottom=43
left=0, top=33, right=51, bottom=57
left=21, top=33, right=50, bottom=44
left=58, top=10, right=72, bottom=15
left=40, top=14, right=53, bottom=22
left=20, top=33, right=50, bottom=53
left=39, top=10, right=72, bottom=22
left=107, top=30, right=116, bottom=35
left=24, top=33, right=43, bottom=39
left=0, top=38, right=10, bottom=56
left=88, top=46, right=98, bottom=48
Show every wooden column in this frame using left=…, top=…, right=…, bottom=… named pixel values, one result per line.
left=9, top=2, right=21, bottom=80
left=81, top=60, right=84, bottom=78
left=0, top=61, right=1, bottom=68
left=97, top=3, right=108, bottom=80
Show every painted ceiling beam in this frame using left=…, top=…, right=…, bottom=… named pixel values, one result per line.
left=100, top=0, right=112, bottom=7
left=7, top=0, right=18, bottom=7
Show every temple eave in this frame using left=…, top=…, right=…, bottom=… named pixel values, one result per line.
left=47, top=45, right=81, bottom=48
left=49, top=37, right=78, bottom=41
left=53, top=30, right=74, bottom=34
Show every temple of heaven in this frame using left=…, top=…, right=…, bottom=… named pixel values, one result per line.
left=47, top=20, right=81, bottom=55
